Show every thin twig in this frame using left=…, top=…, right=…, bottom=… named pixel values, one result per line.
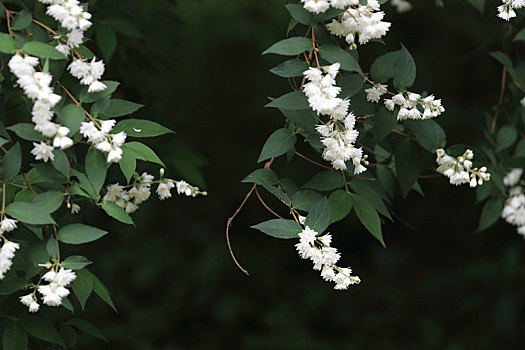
left=295, top=151, right=338, bottom=172
left=255, top=187, right=282, bottom=219
left=225, top=184, right=256, bottom=276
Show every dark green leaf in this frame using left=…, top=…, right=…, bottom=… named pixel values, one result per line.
left=241, top=168, right=278, bottom=186
left=112, top=119, right=174, bottom=138
left=405, top=119, right=446, bottom=152
left=319, top=44, right=362, bottom=74
left=20, top=316, right=66, bottom=348
left=103, top=99, right=144, bottom=118
left=86, top=148, right=107, bottom=195
left=251, top=219, right=302, bottom=239
left=370, top=50, right=400, bottom=83
left=7, top=123, right=45, bottom=141
left=61, top=256, right=93, bottom=270
left=351, top=194, right=385, bottom=247
left=6, top=202, right=56, bottom=225
left=285, top=4, right=313, bottom=25
left=22, top=42, right=67, bottom=60
left=496, top=125, right=517, bottom=152
left=0, top=33, right=17, bottom=54
left=96, top=22, right=117, bottom=61
left=262, top=37, right=312, bottom=56
left=292, top=189, right=323, bottom=211
left=79, top=81, right=120, bottom=103
left=328, top=190, right=353, bottom=223
left=258, top=128, right=296, bottom=163
left=67, top=319, right=107, bottom=342
left=302, top=171, right=344, bottom=191
left=72, top=269, right=93, bottom=310
left=270, top=59, right=309, bottom=78
left=372, top=107, right=397, bottom=143
left=101, top=202, right=134, bottom=225
left=60, top=104, right=85, bottom=136
left=58, top=224, right=108, bottom=245
left=32, top=191, right=64, bottom=213
left=1, top=143, right=21, bottom=181
left=118, top=148, right=136, bottom=183
left=122, top=142, right=165, bottom=166
left=3, top=321, right=27, bottom=350
left=395, top=139, right=422, bottom=197
left=52, top=149, right=70, bottom=178
left=88, top=270, right=117, bottom=312
left=304, top=197, right=330, bottom=233
left=11, top=10, right=32, bottom=31
left=265, top=91, right=309, bottom=110
left=393, top=44, right=416, bottom=90
left=477, top=198, right=503, bottom=231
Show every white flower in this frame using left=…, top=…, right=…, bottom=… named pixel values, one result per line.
left=71, top=203, right=81, bottom=214
left=0, top=241, right=20, bottom=279
left=298, top=226, right=318, bottom=245
left=504, top=168, right=523, bottom=187
left=107, top=147, right=123, bottom=163
left=365, top=84, right=388, bottom=103
left=101, top=120, right=116, bottom=133
left=176, top=181, right=193, bottom=196
left=31, top=142, right=55, bottom=162
left=112, top=132, right=127, bottom=147
left=157, top=181, right=175, bottom=200
left=0, top=218, right=18, bottom=234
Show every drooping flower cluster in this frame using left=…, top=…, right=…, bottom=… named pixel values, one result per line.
left=384, top=92, right=445, bottom=121
left=391, top=0, right=412, bottom=13
left=324, top=0, right=391, bottom=46
left=295, top=226, right=360, bottom=290
left=435, top=149, right=491, bottom=187
left=8, top=54, right=76, bottom=161
left=497, top=0, right=525, bottom=20
left=303, top=64, right=367, bottom=174
left=38, top=0, right=93, bottom=53
left=68, top=58, right=107, bottom=93
left=0, top=238, right=20, bottom=280
left=502, top=168, right=525, bottom=238
left=80, top=119, right=127, bottom=163
left=365, top=83, right=388, bottom=103
left=21, top=267, right=76, bottom=311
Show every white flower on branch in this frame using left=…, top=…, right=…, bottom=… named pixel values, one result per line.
left=0, top=240, right=20, bottom=280
left=435, top=148, right=490, bottom=188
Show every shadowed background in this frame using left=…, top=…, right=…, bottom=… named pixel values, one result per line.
left=72, top=0, right=524, bottom=348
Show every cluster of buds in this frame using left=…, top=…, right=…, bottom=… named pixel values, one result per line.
left=435, top=148, right=491, bottom=187
left=385, top=92, right=445, bottom=121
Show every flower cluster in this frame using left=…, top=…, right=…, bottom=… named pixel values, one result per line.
left=365, top=83, right=388, bottom=103
left=39, top=0, right=93, bottom=53
left=20, top=267, right=76, bottom=312
left=0, top=239, right=20, bottom=280
left=303, top=64, right=367, bottom=174
left=68, top=58, right=107, bottom=93
left=497, top=0, right=525, bottom=20
left=435, top=149, right=491, bottom=187
left=295, top=226, right=360, bottom=290
left=384, top=92, right=445, bottom=121
left=391, top=0, right=412, bottom=13
left=8, top=54, right=75, bottom=162
left=80, top=119, right=126, bottom=163
left=502, top=169, right=525, bottom=238
left=325, top=0, right=391, bottom=46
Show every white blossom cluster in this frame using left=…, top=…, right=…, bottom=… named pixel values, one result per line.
left=324, top=0, right=391, bottom=46
left=303, top=64, right=368, bottom=174
left=80, top=119, right=127, bottom=163
left=391, top=0, right=412, bottom=13
left=38, top=0, right=93, bottom=53
left=0, top=217, right=20, bottom=280
left=68, top=58, right=107, bottom=93
left=8, top=54, right=76, bottom=162
left=384, top=92, right=445, bottom=121
left=365, top=83, right=388, bottom=103
left=497, top=0, right=525, bottom=20
left=103, top=172, right=206, bottom=213
left=295, top=226, right=361, bottom=290
left=435, top=149, right=491, bottom=187
left=501, top=168, right=525, bottom=238
left=20, top=267, right=77, bottom=312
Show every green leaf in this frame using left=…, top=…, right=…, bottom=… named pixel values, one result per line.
left=477, top=198, right=503, bottom=232
left=251, top=219, right=302, bottom=239
left=349, top=180, right=392, bottom=220
left=515, top=28, right=525, bottom=42
left=393, top=44, right=416, bottom=90
left=118, top=148, right=136, bottom=183
left=20, top=316, right=66, bottom=348
left=61, top=256, right=93, bottom=270
left=496, top=125, right=517, bottom=152
left=6, top=202, right=56, bottom=225
left=11, top=9, right=32, bottom=31
left=7, top=123, right=45, bottom=141
left=22, top=42, right=67, bottom=60
left=47, top=237, right=59, bottom=260
left=72, top=269, right=93, bottom=310
left=319, top=44, right=362, bottom=74
left=0, top=278, right=31, bottom=295
left=285, top=4, right=313, bottom=25
left=88, top=270, right=117, bottom=312
left=241, top=168, right=278, bottom=186
left=405, top=119, right=446, bottom=152
left=372, top=107, right=397, bottom=143
left=304, top=197, right=330, bottom=233
left=96, top=22, right=117, bottom=61
left=52, top=149, right=70, bottom=178
left=328, top=190, right=353, bottom=223
left=514, top=139, right=525, bottom=157
left=67, top=319, right=107, bottom=342
left=0, top=33, right=17, bottom=54
left=262, top=37, right=312, bottom=56
left=3, top=321, right=27, bottom=350
left=291, top=189, right=323, bottom=211
left=339, top=73, right=365, bottom=99
left=103, top=99, right=144, bottom=118
left=258, top=128, right=296, bottom=163
left=60, top=104, right=85, bottom=137
left=265, top=91, right=309, bottom=110
left=302, top=171, right=344, bottom=191
left=490, top=51, right=525, bottom=90
left=32, top=191, right=64, bottom=213
left=395, top=139, right=422, bottom=197
left=112, top=119, right=174, bottom=138
left=79, top=81, right=120, bottom=103
left=122, top=142, right=165, bottom=166
left=261, top=183, right=291, bottom=204
left=86, top=148, right=107, bottom=195
left=270, top=59, right=309, bottom=78
left=351, top=194, right=385, bottom=247
left=280, top=108, right=318, bottom=133
left=58, top=224, right=108, bottom=245
left=1, top=143, right=21, bottom=181
left=370, top=50, right=400, bottom=83
left=101, top=202, right=134, bottom=225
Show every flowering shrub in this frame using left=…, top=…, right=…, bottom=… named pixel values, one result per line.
left=227, top=0, right=525, bottom=293
left=0, top=0, right=204, bottom=347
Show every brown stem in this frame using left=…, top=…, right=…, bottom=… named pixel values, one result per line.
left=255, top=187, right=283, bottom=219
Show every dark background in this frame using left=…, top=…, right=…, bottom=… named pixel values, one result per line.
left=73, top=0, right=524, bottom=349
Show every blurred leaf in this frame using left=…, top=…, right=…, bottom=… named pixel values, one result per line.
left=72, top=269, right=93, bottom=311
left=11, top=9, right=32, bottom=31
left=103, top=99, right=144, bottom=118
left=0, top=33, right=17, bottom=54
left=6, top=202, right=56, bottom=225
left=242, top=169, right=278, bottom=186
left=285, top=4, right=312, bottom=25
left=96, top=22, right=117, bottom=61
left=101, top=202, right=134, bottom=225
left=477, top=198, right=504, bottom=232
left=61, top=256, right=93, bottom=270
left=67, top=319, right=107, bottom=342
left=7, top=123, right=46, bottom=141
left=22, top=42, right=67, bottom=60
left=1, top=143, right=21, bottom=181
left=32, top=191, right=64, bottom=213
left=112, top=119, right=174, bottom=138
left=20, top=316, right=66, bottom=348
left=496, top=125, right=517, bottom=152
left=3, top=321, right=27, bottom=350
left=58, top=224, right=108, bottom=245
